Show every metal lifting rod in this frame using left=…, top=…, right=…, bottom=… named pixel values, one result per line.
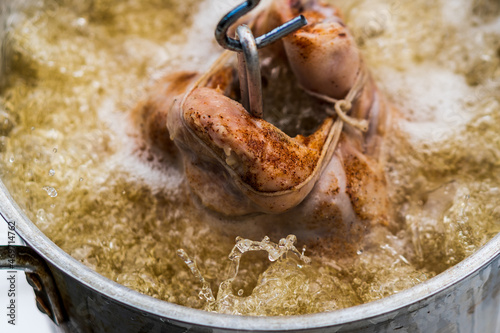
left=215, top=0, right=307, bottom=118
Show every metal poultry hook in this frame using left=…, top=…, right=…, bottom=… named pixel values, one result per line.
left=215, top=0, right=307, bottom=52
left=215, top=0, right=307, bottom=118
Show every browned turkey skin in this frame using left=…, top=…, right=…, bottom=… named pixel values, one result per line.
left=132, top=0, right=394, bottom=257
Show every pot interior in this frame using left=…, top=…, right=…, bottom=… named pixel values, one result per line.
left=0, top=0, right=499, bottom=319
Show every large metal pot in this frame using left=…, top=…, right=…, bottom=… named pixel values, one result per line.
left=1, top=1, right=500, bottom=332
left=1, top=179, right=500, bottom=333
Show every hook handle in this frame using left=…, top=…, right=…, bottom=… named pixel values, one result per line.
left=215, top=0, right=307, bottom=52
left=215, top=0, right=259, bottom=52
left=255, top=15, right=307, bottom=48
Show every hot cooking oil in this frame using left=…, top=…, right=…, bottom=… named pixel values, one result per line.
left=0, top=0, right=499, bottom=315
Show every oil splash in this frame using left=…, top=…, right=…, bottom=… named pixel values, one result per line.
left=178, top=235, right=311, bottom=314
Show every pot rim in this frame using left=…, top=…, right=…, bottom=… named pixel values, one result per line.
left=1, top=180, right=499, bottom=331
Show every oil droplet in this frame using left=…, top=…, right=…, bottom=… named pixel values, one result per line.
left=53, top=148, right=58, bottom=153
left=75, top=17, right=87, bottom=27
left=79, top=177, right=84, bottom=182
left=43, top=186, right=58, bottom=197
left=177, top=249, right=215, bottom=303
left=36, top=209, right=47, bottom=223
left=49, top=169, right=55, bottom=176
left=9, top=156, right=14, bottom=163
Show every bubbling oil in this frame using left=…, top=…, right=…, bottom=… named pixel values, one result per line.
left=0, top=0, right=499, bottom=316
left=178, top=235, right=313, bottom=315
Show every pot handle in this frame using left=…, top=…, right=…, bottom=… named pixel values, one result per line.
left=0, top=245, right=66, bottom=325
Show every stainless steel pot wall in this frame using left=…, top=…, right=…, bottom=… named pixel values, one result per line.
left=1, top=2, right=500, bottom=333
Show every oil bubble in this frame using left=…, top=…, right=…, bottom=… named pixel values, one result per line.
left=42, top=186, right=58, bottom=198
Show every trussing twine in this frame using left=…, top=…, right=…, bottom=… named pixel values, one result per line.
left=304, top=70, right=369, bottom=132
left=334, top=99, right=368, bottom=132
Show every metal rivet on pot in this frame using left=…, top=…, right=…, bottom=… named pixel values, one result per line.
left=26, top=272, right=43, bottom=292
left=35, top=297, right=51, bottom=316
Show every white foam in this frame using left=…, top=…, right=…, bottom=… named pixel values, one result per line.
left=376, top=64, right=475, bottom=144
left=153, top=0, right=239, bottom=77
left=96, top=98, right=184, bottom=193
left=441, top=0, right=472, bottom=27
